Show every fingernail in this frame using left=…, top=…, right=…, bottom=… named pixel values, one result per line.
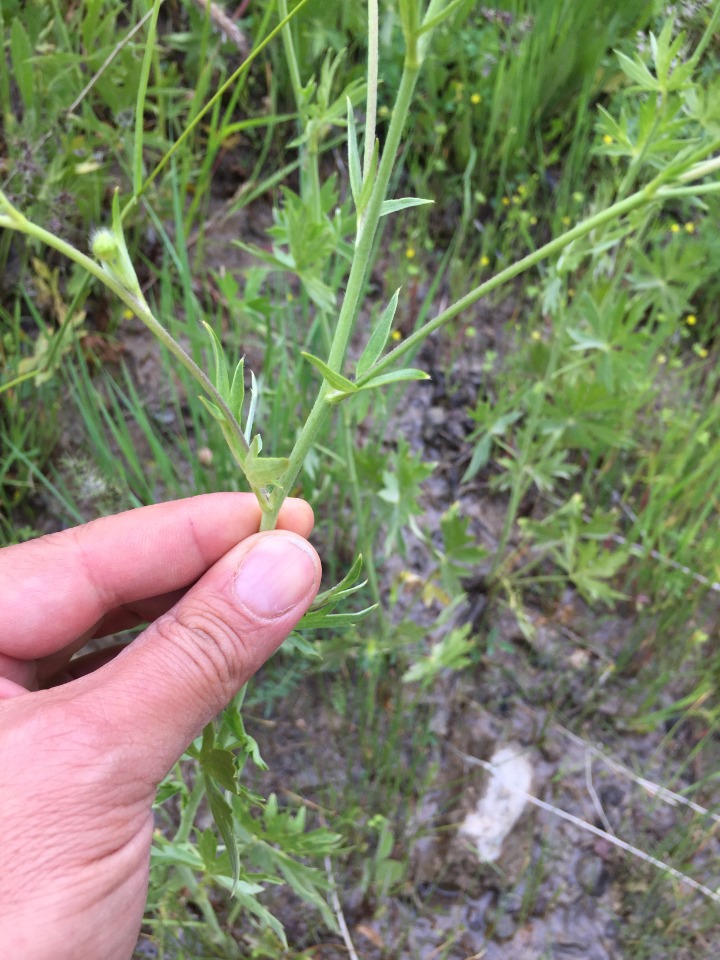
left=233, top=535, right=317, bottom=620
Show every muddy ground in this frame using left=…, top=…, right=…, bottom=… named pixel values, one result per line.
left=18, top=196, right=720, bottom=959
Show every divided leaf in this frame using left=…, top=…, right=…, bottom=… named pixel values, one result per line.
left=309, top=554, right=366, bottom=611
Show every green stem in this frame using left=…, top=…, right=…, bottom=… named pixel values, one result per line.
left=341, top=406, right=385, bottom=630
left=364, top=0, right=379, bottom=178
left=0, top=194, right=270, bottom=512
left=277, top=0, right=304, bottom=111
left=361, top=187, right=657, bottom=383
left=260, top=62, right=422, bottom=530
left=175, top=775, right=205, bottom=844
left=134, top=0, right=163, bottom=195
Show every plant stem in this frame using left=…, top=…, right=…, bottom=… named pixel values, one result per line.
left=260, top=61, right=422, bottom=530
left=134, top=0, right=163, bottom=196
left=361, top=187, right=657, bottom=383
left=364, top=0, right=379, bottom=179
left=175, top=775, right=206, bottom=844
left=277, top=0, right=304, bottom=111
left=0, top=193, right=270, bottom=512
left=341, top=406, right=385, bottom=630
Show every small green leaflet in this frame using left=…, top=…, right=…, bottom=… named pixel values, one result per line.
left=346, top=97, right=362, bottom=206
left=309, top=553, right=365, bottom=609
left=229, top=357, right=245, bottom=421
left=202, top=321, right=230, bottom=397
left=380, top=197, right=434, bottom=217
left=198, top=394, right=225, bottom=422
left=299, top=605, right=377, bottom=629
left=293, top=554, right=376, bottom=632
left=301, top=352, right=357, bottom=394
left=356, top=288, right=401, bottom=379
left=244, top=453, right=289, bottom=487
left=303, top=349, right=429, bottom=405
left=245, top=370, right=259, bottom=443
left=356, top=368, right=430, bottom=391
left=204, top=776, right=241, bottom=890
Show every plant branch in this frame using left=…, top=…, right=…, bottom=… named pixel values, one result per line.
left=0, top=192, right=270, bottom=511
left=260, top=62, right=422, bottom=530
left=360, top=189, right=658, bottom=383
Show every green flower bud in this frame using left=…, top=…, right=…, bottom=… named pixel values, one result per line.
left=91, top=228, right=119, bottom=262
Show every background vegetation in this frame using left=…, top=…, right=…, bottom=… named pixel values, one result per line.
left=2, top=1, right=720, bottom=957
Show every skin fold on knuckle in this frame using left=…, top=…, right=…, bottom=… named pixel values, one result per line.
left=155, top=596, right=257, bottom=706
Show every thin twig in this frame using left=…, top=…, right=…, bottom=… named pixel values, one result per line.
left=324, top=855, right=361, bottom=960
left=68, top=7, right=159, bottom=114
left=557, top=722, right=720, bottom=825
left=543, top=489, right=720, bottom=594
left=192, top=0, right=249, bottom=55
left=447, top=741, right=720, bottom=905
left=585, top=751, right=615, bottom=835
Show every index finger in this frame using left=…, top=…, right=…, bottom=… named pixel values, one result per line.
left=0, top=493, right=313, bottom=660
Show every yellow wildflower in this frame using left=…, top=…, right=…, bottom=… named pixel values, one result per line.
left=670, top=223, right=680, bottom=233
left=602, top=134, right=613, bottom=145
left=686, top=314, right=697, bottom=326
left=480, top=255, right=490, bottom=267
left=470, top=92, right=481, bottom=105
left=391, top=330, right=402, bottom=342
left=685, top=222, right=695, bottom=234
left=405, top=246, right=416, bottom=259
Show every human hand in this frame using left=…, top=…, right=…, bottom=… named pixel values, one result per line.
left=0, top=494, right=320, bottom=960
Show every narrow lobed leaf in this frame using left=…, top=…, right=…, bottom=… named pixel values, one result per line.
left=198, top=395, right=226, bottom=423
left=379, top=197, right=434, bottom=217
left=356, top=368, right=430, bottom=391
left=309, top=554, right=365, bottom=610
left=301, top=351, right=358, bottom=393
left=346, top=97, right=362, bottom=205
left=201, top=321, right=230, bottom=398
left=356, top=288, right=401, bottom=379
left=245, top=370, right=259, bottom=443
left=229, top=357, right=245, bottom=422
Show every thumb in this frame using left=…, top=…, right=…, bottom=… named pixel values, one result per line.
left=81, top=530, right=320, bottom=783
